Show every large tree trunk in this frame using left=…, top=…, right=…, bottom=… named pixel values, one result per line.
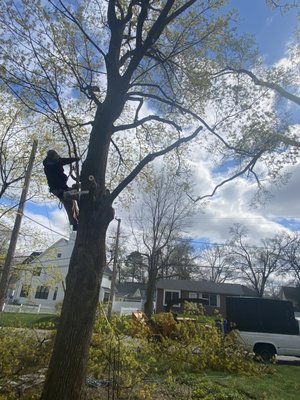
left=41, top=109, right=116, bottom=399
left=41, top=197, right=114, bottom=400
left=144, top=262, right=158, bottom=318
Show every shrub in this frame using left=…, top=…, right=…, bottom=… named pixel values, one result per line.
left=0, top=327, right=54, bottom=399
left=184, top=301, right=205, bottom=316
left=87, top=308, right=270, bottom=399
left=88, top=309, right=153, bottom=399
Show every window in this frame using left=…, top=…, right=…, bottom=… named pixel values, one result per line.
left=20, top=285, right=30, bottom=298
left=53, top=287, right=58, bottom=301
left=202, top=293, right=218, bottom=307
left=32, top=267, right=42, bottom=276
left=57, top=253, right=62, bottom=258
left=103, top=292, right=110, bottom=303
left=35, top=286, right=49, bottom=300
left=189, top=292, right=197, bottom=299
left=163, top=290, right=180, bottom=307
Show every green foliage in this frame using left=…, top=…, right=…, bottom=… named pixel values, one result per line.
left=145, top=314, right=268, bottom=376
left=0, top=327, right=54, bottom=399
left=87, top=309, right=269, bottom=399
left=191, top=380, right=246, bottom=400
left=0, top=309, right=296, bottom=400
left=88, top=309, right=153, bottom=399
left=184, top=301, right=205, bottom=316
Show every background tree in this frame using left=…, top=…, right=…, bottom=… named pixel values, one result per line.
left=279, top=232, right=300, bottom=284
left=0, top=1, right=299, bottom=398
left=0, top=90, right=41, bottom=213
left=228, top=224, right=289, bottom=296
left=196, top=244, right=236, bottom=283
left=158, top=239, right=196, bottom=280
left=0, top=227, right=10, bottom=279
left=121, top=251, right=148, bottom=283
left=131, top=171, right=193, bottom=316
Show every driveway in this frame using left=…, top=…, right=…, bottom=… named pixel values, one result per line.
left=276, top=355, right=300, bottom=366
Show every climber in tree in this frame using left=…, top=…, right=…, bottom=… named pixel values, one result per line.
left=43, top=150, right=80, bottom=231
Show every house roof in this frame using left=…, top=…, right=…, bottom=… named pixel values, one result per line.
left=156, top=279, right=256, bottom=296
left=115, top=282, right=147, bottom=298
left=104, top=266, right=112, bottom=275
left=14, top=236, right=112, bottom=277
left=21, top=252, right=42, bottom=264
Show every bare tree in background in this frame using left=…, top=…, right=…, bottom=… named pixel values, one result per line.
left=132, top=172, right=193, bottom=316
left=159, top=239, right=196, bottom=280
left=279, top=232, right=300, bottom=284
left=196, top=244, right=236, bottom=283
left=228, top=224, right=290, bottom=296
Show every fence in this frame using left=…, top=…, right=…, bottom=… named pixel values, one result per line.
left=2, top=303, right=56, bottom=314
left=112, top=300, right=143, bottom=316
left=2, top=300, right=143, bottom=316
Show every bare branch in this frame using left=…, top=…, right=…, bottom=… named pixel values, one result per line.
left=188, top=149, right=265, bottom=202
left=126, top=90, right=250, bottom=154
left=113, top=114, right=182, bottom=133
left=110, top=137, right=125, bottom=164
left=110, top=126, right=202, bottom=201
left=225, top=66, right=300, bottom=106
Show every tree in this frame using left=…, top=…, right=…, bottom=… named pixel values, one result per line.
left=122, top=251, right=147, bottom=282
left=228, top=224, right=289, bottom=296
left=0, top=227, right=10, bottom=277
left=0, top=90, right=39, bottom=209
left=196, top=244, right=236, bottom=283
left=0, top=1, right=299, bottom=398
left=159, top=239, right=196, bottom=280
left=131, top=171, right=193, bottom=316
left=279, top=232, right=300, bottom=284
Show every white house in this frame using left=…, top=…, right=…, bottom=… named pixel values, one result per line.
left=11, top=232, right=112, bottom=311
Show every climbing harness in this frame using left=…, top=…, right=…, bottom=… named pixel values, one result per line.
left=71, top=200, right=79, bottom=223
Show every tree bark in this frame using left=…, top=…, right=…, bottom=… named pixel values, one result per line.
left=41, top=112, right=116, bottom=400
left=41, top=199, right=114, bottom=400
left=144, top=256, right=158, bottom=318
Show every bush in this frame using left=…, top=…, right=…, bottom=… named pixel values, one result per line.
left=87, top=308, right=270, bottom=399
left=0, top=307, right=270, bottom=399
left=0, top=327, right=54, bottom=399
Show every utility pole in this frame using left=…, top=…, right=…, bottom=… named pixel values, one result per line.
left=0, top=140, right=38, bottom=311
left=107, top=217, right=121, bottom=321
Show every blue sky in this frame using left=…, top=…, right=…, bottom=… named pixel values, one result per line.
left=230, top=0, right=298, bottom=64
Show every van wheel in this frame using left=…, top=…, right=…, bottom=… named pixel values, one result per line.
left=254, top=344, right=276, bottom=363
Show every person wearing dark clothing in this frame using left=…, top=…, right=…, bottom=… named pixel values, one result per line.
left=43, top=150, right=80, bottom=230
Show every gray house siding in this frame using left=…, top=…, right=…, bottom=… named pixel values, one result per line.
left=156, top=279, right=255, bottom=317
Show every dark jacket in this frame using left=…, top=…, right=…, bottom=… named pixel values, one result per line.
left=43, top=157, right=77, bottom=192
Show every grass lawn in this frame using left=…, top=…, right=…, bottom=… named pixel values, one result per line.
left=88, top=364, right=300, bottom=399
left=206, top=364, right=300, bottom=400
left=0, top=312, right=59, bottom=329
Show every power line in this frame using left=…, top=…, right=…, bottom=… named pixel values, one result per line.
left=20, top=213, right=70, bottom=239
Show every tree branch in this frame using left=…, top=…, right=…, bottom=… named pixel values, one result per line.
left=225, top=66, right=300, bottom=106
left=126, top=90, right=251, bottom=154
left=110, top=126, right=202, bottom=201
left=49, top=0, right=106, bottom=58
left=113, top=114, right=182, bottom=133
left=188, top=149, right=266, bottom=202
